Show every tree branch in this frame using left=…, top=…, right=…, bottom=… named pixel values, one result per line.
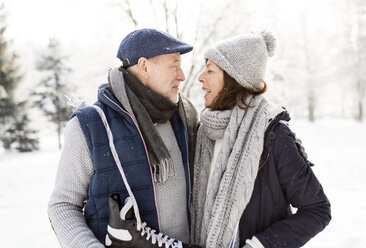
left=117, top=0, right=138, bottom=28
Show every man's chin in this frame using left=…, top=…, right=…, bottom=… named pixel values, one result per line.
left=170, top=96, right=179, bottom=104
left=167, top=93, right=179, bottom=104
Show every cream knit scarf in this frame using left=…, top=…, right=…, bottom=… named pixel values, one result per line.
left=191, top=95, right=270, bottom=248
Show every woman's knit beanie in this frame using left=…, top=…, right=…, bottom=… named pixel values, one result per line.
left=204, top=31, right=276, bottom=92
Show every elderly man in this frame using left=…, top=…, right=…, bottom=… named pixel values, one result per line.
left=48, top=29, right=198, bottom=247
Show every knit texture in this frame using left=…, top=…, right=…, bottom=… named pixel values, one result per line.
left=154, top=121, right=190, bottom=243
left=192, top=95, right=274, bottom=248
left=48, top=117, right=104, bottom=248
left=200, top=109, right=231, bottom=140
left=204, top=31, right=276, bottom=92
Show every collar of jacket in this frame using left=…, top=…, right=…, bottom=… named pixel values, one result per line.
left=258, top=109, right=290, bottom=170
left=97, top=84, right=126, bottom=113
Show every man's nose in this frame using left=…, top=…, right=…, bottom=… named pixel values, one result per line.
left=177, top=68, right=185, bottom=81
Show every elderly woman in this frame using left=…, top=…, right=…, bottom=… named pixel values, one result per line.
left=191, top=31, right=331, bottom=248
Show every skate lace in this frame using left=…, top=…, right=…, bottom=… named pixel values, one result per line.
left=140, top=222, right=183, bottom=248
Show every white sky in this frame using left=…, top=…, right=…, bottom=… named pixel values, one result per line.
left=5, top=0, right=121, bottom=45
left=4, top=0, right=335, bottom=44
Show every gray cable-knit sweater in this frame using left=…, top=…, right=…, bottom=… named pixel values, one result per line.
left=48, top=116, right=190, bottom=247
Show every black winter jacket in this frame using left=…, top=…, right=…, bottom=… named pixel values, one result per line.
left=239, top=111, right=331, bottom=248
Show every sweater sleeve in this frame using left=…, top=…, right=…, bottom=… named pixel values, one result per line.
left=47, top=117, right=105, bottom=248
left=255, top=124, right=331, bottom=248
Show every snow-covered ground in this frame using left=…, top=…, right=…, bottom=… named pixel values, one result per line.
left=0, top=119, right=365, bottom=247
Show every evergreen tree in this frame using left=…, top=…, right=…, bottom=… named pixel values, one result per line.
left=0, top=3, right=19, bottom=126
left=1, top=101, right=39, bottom=152
left=0, top=3, right=39, bottom=152
left=32, top=38, right=73, bottom=149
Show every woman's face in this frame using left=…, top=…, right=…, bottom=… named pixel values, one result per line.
left=198, top=59, right=225, bottom=108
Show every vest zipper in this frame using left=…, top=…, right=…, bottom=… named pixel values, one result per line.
left=184, top=132, right=192, bottom=225
left=102, top=92, right=161, bottom=231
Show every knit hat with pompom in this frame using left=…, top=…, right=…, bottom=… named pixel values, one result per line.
left=204, top=30, right=276, bottom=92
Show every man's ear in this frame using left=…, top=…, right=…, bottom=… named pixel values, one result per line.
left=136, top=57, right=149, bottom=80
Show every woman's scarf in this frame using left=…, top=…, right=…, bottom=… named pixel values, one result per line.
left=192, top=95, right=271, bottom=248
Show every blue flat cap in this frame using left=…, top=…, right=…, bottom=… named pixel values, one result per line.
left=116, top=28, right=193, bottom=67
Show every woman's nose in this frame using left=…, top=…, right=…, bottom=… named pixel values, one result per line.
left=198, top=72, right=205, bottom=84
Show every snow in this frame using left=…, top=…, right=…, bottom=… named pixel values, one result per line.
left=0, top=119, right=365, bottom=247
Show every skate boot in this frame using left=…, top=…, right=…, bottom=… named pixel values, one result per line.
left=105, top=193, right=201, bottom=248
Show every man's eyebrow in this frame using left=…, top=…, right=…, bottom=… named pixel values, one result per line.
left=171, top=58, right=181, bottom=64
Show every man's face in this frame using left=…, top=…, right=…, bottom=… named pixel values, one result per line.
left=145, top=52, right=185, bottom=103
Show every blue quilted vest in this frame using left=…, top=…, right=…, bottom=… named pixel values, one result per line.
left=72, top=84, right=191, bottom=243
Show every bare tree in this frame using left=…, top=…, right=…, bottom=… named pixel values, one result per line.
left=337, top=0, right=366, bottom=121
left=353, top=0, right=366, bottom=121
left=299, top=11, right=316, bottom=122
left=112, top=0, right=244, bottom=97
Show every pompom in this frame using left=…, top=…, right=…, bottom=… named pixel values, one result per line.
left=261, top=30, right=276, bottom=57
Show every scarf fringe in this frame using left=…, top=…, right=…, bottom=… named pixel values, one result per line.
left=152, top=158, right=176, bottom=183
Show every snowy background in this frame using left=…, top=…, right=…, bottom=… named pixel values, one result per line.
left=1, top=0, right=366, bottom=247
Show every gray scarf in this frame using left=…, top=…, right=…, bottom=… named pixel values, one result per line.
left=191, top=95, right=271, bottom=248
left=110, top=67, right=178, bottom=183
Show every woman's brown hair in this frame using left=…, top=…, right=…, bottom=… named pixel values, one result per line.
left=209, top=71, right=267, bottom=111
